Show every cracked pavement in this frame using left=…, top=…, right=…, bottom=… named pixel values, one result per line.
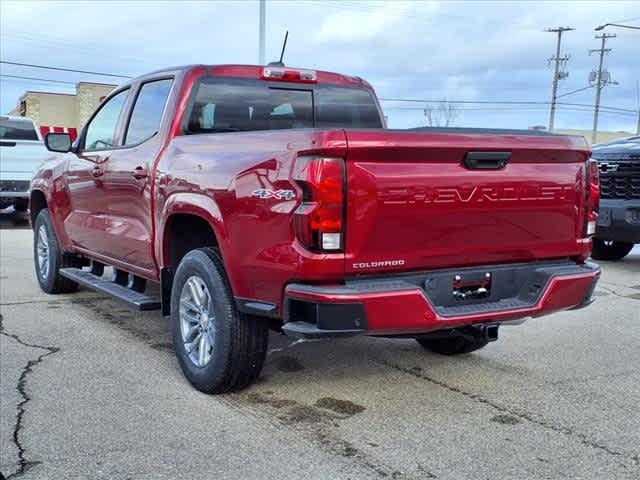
left=1, top=217, right=639, bottom=479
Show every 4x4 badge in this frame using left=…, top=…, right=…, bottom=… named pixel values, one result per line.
left=252, top=189, right=296, bottom=201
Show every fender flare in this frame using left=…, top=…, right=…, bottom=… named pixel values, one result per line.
left=30, top=177, right=72, bottom=250
left=157, top=191, right=233, bottom=279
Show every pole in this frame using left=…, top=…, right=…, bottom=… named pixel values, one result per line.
left=591, top=34, right=615, bottom=144
left=259, top=0, right=266, bottom=65
left=546, top=27, right=573, bottom=132
left=636, top=80, right=640, bottom=135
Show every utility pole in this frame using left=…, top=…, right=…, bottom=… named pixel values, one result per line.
left=259, top=0, right=266, bottom=65
left=590, top=33, right=616, bottom=144
left=636, top=80, right=640, bottom=135
left=546, top=27, right=573, bottom=132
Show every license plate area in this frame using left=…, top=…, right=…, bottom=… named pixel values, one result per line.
left=422, top=263, right=551, bottom=311
left=452, top=272, right=492, bottom=301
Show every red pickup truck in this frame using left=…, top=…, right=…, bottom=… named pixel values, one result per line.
left=31, top=64, right=600, bottom=393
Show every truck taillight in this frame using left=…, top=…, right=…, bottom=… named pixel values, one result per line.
left=293, top=157, right=345, bottom=252
left=586, top=159, right=600, bottom=236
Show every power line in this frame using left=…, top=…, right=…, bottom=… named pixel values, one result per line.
left=0, top=61, right=131, bottom=79
left=378, top=98, right=636, bottom=113
left=1, top=29, right=158, bottom=66
left=0, top=74, right=76, bottom=85
left=557, top=85, right=594, bottom=98
left=611, top=16, right=640, bottom=23
left=380, top=98, right=551, bottom=105
left=384, top=106, right=636, bottom=117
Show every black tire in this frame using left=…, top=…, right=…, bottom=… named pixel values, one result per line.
left=416, top=335, right=489, bottom=355
left=591, top=239, right=634, bottom=261
left=33, top=208, right=79, bottom=294
left=171, top=248, right=268, bottom=394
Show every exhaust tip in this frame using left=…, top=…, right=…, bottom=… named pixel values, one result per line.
left=486, top=324, right=499, bottom=342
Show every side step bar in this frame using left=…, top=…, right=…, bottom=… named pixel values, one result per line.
left=59, top=268, right=161, bottom=311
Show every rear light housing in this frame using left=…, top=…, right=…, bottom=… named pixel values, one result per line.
left=262, top=67, right=317, bottom=83
left=292, top=156, right=345, bottom=252
left=585, top=158, right=600, bottom=236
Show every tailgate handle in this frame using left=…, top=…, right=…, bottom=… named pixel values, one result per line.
left=464, top=152, right=511, bottom=170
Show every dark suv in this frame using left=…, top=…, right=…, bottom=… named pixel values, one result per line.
left=591, top=136, right=640, bottom=260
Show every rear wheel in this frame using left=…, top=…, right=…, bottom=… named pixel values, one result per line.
left=33, top=208, right=79, bottom=294
left=591, top=239, right=634, bottom=261
left=416, top=335, right=489, bottom=355
left=171, top=248, right=268, bottom=393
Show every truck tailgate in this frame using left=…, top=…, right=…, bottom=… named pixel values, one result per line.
left=0, top=140, right=48, bottom=181
left=344, top=130, right=591, bottom=274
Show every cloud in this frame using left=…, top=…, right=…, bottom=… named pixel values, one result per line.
left=1, top=0, right=638, bottom=132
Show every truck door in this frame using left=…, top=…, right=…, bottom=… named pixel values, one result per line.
left=64, top=88, right=129, bottom=256
left=101, top=78, right=173, bottom=274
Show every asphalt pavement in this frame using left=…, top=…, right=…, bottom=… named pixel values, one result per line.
left=1, top=211, right=639, bottom=479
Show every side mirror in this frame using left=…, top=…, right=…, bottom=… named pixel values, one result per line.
left=45, top=132, right=72, bottom=153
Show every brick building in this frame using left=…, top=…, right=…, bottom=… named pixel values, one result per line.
left=8, top=81, right=116, bottom=141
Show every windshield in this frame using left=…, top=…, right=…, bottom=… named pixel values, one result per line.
left=0, top=117, right=39, bottom=141
left=185, top=78, right=382, bottom=134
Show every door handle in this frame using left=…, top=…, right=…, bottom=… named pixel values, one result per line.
left=92, top=166, right=105, bottom=178
left=132, top=167, right=148, bottom=179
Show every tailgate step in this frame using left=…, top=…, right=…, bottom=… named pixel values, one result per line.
left=59, top=268, right=161, bottom=311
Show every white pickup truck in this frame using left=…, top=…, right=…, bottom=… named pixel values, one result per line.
left=0, top=115, right=47, bottom=211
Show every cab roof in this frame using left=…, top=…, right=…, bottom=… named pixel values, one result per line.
left=132, top=64, right=372, bottom=90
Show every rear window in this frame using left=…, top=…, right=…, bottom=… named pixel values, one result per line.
left=0, top=118, right=39, bottom=141
left=185, top=79, right=382, bottom=134
left=315, top=87, right=382, bottom=128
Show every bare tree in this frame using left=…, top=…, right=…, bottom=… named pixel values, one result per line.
left=423, top=101, right=459, bottom=127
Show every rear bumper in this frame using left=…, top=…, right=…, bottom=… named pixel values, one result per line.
left=283, top=261, right=600, bottom=338
left=596, top=199, right=640, bottom=244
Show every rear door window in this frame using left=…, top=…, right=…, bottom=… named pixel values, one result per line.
left=125, top=78, right=173, bottom=145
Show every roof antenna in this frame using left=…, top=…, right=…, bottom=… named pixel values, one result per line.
left=267, top=31, right=288, bottom=67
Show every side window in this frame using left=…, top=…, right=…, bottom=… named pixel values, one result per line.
left=84, top=89, right=129, bottom=150
left=125, top=78, right=173, bottom=145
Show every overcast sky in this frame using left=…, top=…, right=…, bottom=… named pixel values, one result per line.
left=1, top=0, right=638, bottom=132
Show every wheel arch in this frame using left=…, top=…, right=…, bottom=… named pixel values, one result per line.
left=29, top=189, right=48, bottom=226
left=158, top=193, right=237, bottom=298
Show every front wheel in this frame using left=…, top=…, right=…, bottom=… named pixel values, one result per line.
left=171, top=248, right=268, bottom=394
left=591, top=239, right=634, bottom=261
left=33, top=208, right=78, bottom=294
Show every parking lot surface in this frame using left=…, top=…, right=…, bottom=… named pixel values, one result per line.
left=1, top=214, right=639, bottom=479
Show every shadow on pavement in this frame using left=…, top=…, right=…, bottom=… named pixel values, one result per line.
left=0, top=208, right=31, bottom=230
